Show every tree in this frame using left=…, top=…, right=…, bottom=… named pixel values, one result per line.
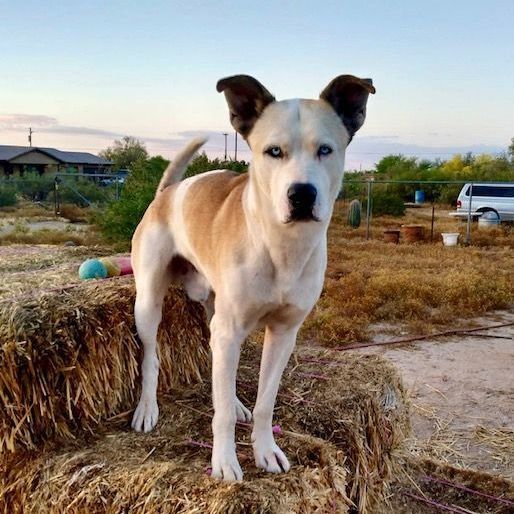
left=98, top=155, right=167, bottom=242
left=184, top=151, right=248, bottom=178
left=99, top=136, right=148, bottom=171
left=509, top=137, right=514, bottom=162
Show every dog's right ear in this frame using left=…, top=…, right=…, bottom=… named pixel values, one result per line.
left=216, top=75, right=275, bottom=139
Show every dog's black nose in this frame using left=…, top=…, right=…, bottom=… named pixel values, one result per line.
left=288, top=183, right=317, bottom=209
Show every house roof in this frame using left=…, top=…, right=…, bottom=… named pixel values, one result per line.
left=0, top=145, right=112, bottom=165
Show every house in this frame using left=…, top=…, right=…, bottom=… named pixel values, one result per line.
left=0, top=145, right=112, bottom=176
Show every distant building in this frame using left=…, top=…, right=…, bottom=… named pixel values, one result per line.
left=0, top=145, right=112, bottom=176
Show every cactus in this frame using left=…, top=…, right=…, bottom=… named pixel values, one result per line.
left=347, top=199, right=362, bottom=228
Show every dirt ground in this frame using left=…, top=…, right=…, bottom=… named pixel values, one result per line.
left=357, top=310, right=514, bottom=479
left=0, top=219, right=89, bottom=235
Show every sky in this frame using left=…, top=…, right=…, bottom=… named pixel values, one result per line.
left=1, top=0, right=513, bottom=169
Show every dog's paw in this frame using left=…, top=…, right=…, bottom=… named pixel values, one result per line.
left=131, top=397, right=159, bottom=432
left=253, top=439, right=290, bottom=474
left=235, top=397, right=252, bottom=423
left=211, top=449, right=243, bottom=481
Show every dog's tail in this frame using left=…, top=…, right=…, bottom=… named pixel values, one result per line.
left=157, top=137, right=207, bottom=194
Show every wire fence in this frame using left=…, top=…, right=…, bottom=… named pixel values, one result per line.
left=341, top=179, right=513, bottom=245
left=0, top=173, right=124, bottom=215
left=1, top=173, right=512, bottom=246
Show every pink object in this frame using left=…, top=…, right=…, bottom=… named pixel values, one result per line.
left=116, top=256, right=133, bottom=275
left=272, top=424, right=282, bottom=435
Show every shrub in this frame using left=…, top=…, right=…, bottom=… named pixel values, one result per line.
left=14, top=172, right=54, bottom=202
left=98, top=156, right=167, bottom=242
left=371, top=191, right=405, bottom=216
left=0, top=185, right=18, bottom=207
left=58, top=179, right=115, bottom=206
left=184, top=152, right=248, bottom=178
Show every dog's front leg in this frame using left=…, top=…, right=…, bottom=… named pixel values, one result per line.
left=210, top=312, right=246, bottom=481
left=252, top=323, right=300, bottom=473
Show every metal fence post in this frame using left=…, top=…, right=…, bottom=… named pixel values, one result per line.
left=466, top=183, right=473, bottom=245
left=53, top=176, right=61, bottom=216
left=365, top=180, right=372, bottom=240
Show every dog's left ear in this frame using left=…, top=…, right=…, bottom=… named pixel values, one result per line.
left=320, top=75, right=376, bottom=141
left=217, top=75, right=275, bottom=139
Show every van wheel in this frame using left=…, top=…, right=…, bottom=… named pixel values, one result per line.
left=477, top=208, right=500, bottom=220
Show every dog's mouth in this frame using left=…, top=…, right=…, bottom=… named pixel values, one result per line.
left=285, top=208, right=321, bottom=224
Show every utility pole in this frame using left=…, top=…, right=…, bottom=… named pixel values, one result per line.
left=222, top=132, right=228, bottom=161
left=28, top=127, right=33, bottom=147
left=234, top=131, right=238, bottom=161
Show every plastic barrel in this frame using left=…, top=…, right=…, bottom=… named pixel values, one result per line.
left=414, top=190, right=425, bottom=204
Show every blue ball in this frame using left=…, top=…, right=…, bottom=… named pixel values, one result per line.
left=79, top=259, right=108, bottom=280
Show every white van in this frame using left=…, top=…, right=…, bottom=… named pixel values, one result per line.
left=450, top=183, right=514, bottom=221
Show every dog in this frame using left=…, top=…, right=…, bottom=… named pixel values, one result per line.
left=130, top=74, right=375, bottom=481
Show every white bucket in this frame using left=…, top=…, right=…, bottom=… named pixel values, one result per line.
left=478, top=213, right=500, bottom=229
left=441, top=232, right=460, bottom=246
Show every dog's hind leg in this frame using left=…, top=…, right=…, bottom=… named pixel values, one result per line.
left=131, top=227, right=173, bottom=433
left=236, top=397, right=252, bottom=422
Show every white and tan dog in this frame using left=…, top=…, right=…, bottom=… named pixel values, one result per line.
left=130, top=74, right=375, bottom=481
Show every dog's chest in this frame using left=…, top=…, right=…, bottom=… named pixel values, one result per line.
left=238, top=245, right=326, bottom=319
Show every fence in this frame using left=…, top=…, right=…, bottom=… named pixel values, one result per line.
left=341, top=179, right=512, bottom=245
left=1, top=173, right=511, bottom=246
left=0, top=173, right=124, bottom=215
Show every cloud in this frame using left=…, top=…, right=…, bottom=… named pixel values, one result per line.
left=0, top=113, right=123, bottom=139
left=0, top=113, right=58, bottom=131
left=359, top=135, right=400, bottom=140
left=39, top=125, right=123, bottom=138
left=1, top=113, right=506, bottom=168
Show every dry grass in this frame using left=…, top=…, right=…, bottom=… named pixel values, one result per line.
left=390, top=457, right=514, bottom=514
left=57, top=204, right=91, bottom=223
left=0, top=226, right=104, bottom=246
left=473, top=426, right=514, bottom=469
left=300, top=201, right=514, bottom=345
left=1, top=342, right=409, bottom=513
left=0, top=244, right=111, bottom=298
left=0, top=202, right=54, bottom=220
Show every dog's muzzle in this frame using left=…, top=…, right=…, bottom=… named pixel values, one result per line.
left=286, top=183, right=319, bottom=222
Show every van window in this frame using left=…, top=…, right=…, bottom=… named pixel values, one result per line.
left=464, top=185, right=514, bottom=197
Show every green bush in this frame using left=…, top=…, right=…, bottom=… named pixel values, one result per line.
left=14, top=172, right=54, bottom=201
left=98, top=156, right=167, bottom=242
left=184, top=152, right=248, bottom=178
left=0, top=184, right=18, bottom=207
left=58, top=179, right=115, bottom=206
left=371, top=191, right=405, bottom=216
left=438, top=184, right=462, bottom=206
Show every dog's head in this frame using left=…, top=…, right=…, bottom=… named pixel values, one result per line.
left=217, top=74, right=375, bottom=224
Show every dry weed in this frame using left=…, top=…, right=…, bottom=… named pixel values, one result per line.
left=301, top=201, right=514, bottom=345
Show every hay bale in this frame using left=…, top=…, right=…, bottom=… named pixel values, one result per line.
left=1, top=424, right=350, bottom=514
left=239, top=344, right=410, bottom=513
left=1, top=343, right=409, bottom=513
left=0, top=246, right=210, bottom=453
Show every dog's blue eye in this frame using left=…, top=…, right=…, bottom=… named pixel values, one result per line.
left=318, top=145, right=332, bottom=157
left=265, top=146, right=283, bottom=158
